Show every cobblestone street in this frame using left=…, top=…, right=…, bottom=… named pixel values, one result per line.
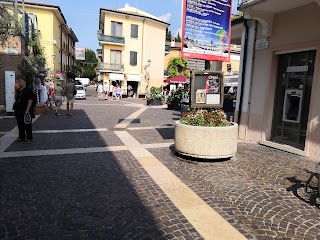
left=0, top=86, right=319, bottom=239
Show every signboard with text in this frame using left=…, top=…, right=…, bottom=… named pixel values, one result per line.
left=190, top=71, right=224, bottom=108
left=181, top=0, right=232, bottom=62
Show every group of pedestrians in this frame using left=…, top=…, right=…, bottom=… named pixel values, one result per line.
left=96, top=81, right=122, bottom=101
left=13, top=77, right=77, bottom=144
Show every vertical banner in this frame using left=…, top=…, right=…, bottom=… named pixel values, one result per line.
left=181, top=0, right=232, bottom=62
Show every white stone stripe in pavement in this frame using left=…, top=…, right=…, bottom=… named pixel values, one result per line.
left=114, top=107, right=147, bottom=129
left=127, top=126, right=174, bottom=131
left=114, top=131, right=246, bottom=240
left=0, top=116, right=40, bottom=153
left=0, top=146, right=128, bottom=159
left=32, top=128, right=108, bottom=134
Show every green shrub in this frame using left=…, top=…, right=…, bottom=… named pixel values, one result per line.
left=180, top=109, right=229, bottom=127
left=147, top=86, right=164, bottom=100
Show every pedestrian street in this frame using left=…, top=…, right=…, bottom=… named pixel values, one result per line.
left=0, top=87, right=319, bottom=239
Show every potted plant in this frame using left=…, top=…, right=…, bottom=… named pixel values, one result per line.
left=175, top=108, right=238, bottom=159
left=166, top=88, right=185, bottom=110
left=146, top=86, right=164, bottom=105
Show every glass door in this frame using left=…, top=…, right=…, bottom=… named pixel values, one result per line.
left=272, top=50, right=316, bottom=149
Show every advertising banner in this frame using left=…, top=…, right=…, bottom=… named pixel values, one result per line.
left=75, top=47, right=86, bottom=60
left=181, top=0, right=232, bottom=62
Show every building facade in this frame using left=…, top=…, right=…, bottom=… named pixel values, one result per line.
left=235, top=0, right=320, bottom=160
left=1, top=1, right=78, bottom=83
left=98, top=4, right=169, bottom=98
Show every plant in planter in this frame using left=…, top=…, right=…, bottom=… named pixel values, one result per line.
left=166, top=88, right=185, bottom=110
left=175, top=108, right=238, bottom=159
left=146, top=86, right=164, bottom=105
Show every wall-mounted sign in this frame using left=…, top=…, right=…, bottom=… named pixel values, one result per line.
left=255, top=38, right=269, bottom=50
left=75, top=47, right=86, bottom=60
left=5, top=48, right=19, bottom=55
left=181, top=0, right=232, bottom=62
left=190, top=71, right=224, bottom=108
left=286, top=65, right=308, bottom=73
left=5, top=71, right=15, bottom=112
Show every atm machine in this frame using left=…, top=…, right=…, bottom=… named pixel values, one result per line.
left=282, top=89, right=303, bottom=123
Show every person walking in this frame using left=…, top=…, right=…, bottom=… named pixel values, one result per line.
left=48, top=83, right=54, bottom=109
left=54, top=82, right=64, bottom=116
left=13, top=77, right=34, bottom=144
left=109, top=83, right=114, bottom=100
left=64, top=78, right=76, bottom=116
left=103, top=83, right=109, bottom=100
left=97, top=81, right=103, bottom=101
left=38, top=79, right=48, bottom=105
left=115, top=85, right=122, bottom=101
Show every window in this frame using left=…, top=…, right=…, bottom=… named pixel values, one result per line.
left=110, top=50, right=121, bottom=71
left=131, top=24, right=138, bottom=38
left=111, top=21, right=122, bottom=37
left=130, top=51, right=137, bottom=66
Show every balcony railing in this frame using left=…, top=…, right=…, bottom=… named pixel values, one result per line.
left=238, top=0, right=263, bottom=9
left=98, top=33, right=125, bottom=45
left=96, top=49, right=102, bottom=56
left=69, top=47, right=75, bottom=56
left=99, top=62, right=124, bottom=72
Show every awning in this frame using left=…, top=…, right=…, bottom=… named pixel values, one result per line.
left=126, top=74, right=141, bottom=82
left=166, top=76, right=188, bottom=84
left=109, top=73, right=124, bottom=81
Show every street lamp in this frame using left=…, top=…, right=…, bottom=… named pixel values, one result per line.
left=144, top=59, right=151, bottom=69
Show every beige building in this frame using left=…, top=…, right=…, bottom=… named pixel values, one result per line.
left=98, top=4, right=169, bottom=97
left=1, top=0, right=78, bottom=83
left=235, top=0, right=320, bottom=160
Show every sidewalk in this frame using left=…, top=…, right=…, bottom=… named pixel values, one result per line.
left=0, top=92, right=319, bottom=239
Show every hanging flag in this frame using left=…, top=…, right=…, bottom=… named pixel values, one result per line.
left=181, top=0, right=232, bottom=62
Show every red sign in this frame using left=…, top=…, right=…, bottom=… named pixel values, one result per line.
left=55, top=71, right=60, bottom=79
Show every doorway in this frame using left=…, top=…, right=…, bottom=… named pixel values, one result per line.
left=127, top=81, right=138, bottom=98
left=272, top=50, right=316, bottom=149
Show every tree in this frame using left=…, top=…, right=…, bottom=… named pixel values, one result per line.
left=166, top=28, right=172, bottom=42
left=167, top=57, right=189, bottom=78
left=0, top=6, right=21, bottom=45
left=74, top=49, right=98, bottom=80
left=175, top=32, right=181, bottom=42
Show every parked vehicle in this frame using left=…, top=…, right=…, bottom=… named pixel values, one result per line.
left=75, top=78, right=90, bottom=87
left=74, top=85, right=86, bottom=99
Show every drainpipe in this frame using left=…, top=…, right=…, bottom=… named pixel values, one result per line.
left=245, top=20, right=257, bottom=139
left=236, top=19, right=249, bottom=125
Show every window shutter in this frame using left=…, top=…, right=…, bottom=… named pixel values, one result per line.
left=130, top=51, right=137, bottom=66
left=131, top=24, right=138, bottom=38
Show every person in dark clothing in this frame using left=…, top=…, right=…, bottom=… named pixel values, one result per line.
left=14, top=78, right=34, bottom=143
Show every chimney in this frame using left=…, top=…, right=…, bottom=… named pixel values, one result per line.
left=171, top=37, right=175, bottom=47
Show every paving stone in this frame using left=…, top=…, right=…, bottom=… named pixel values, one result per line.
left=149, top=145, right=320, bottom=239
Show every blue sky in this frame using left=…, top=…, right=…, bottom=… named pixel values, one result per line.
left=32, top=0, right=183, bottom=51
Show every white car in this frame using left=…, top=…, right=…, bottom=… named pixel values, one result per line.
left=75, top=85, right=86, bottom=99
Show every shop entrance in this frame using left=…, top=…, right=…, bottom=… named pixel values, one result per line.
left=127, top=81, right=138, bottom=98
left=272, top=50, right=316, bottom=149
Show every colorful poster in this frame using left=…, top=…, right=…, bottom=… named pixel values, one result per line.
left=181, top=0, right=232, bottom=62
left=196, top=89, right=206, bottom=103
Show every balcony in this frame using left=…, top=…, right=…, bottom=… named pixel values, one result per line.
left=98, top=33, right=125, bottom=46
left=98, top=62, right=124, bottom=73
left=238, top=0, right=313, bottom=14
left=97, top=49, right=102, bottom=56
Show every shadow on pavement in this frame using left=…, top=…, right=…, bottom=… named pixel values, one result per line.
left=286, top=176, right=320, bottom=209
left=0, top=106, right=197, bottom=239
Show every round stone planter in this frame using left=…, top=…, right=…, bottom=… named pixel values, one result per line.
left=175, top=121, right=238, bottom=159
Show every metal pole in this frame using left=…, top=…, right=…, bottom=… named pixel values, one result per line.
left=14, top=0, right=18, bottom=31
left=22, top=0, right=25, bottom=36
